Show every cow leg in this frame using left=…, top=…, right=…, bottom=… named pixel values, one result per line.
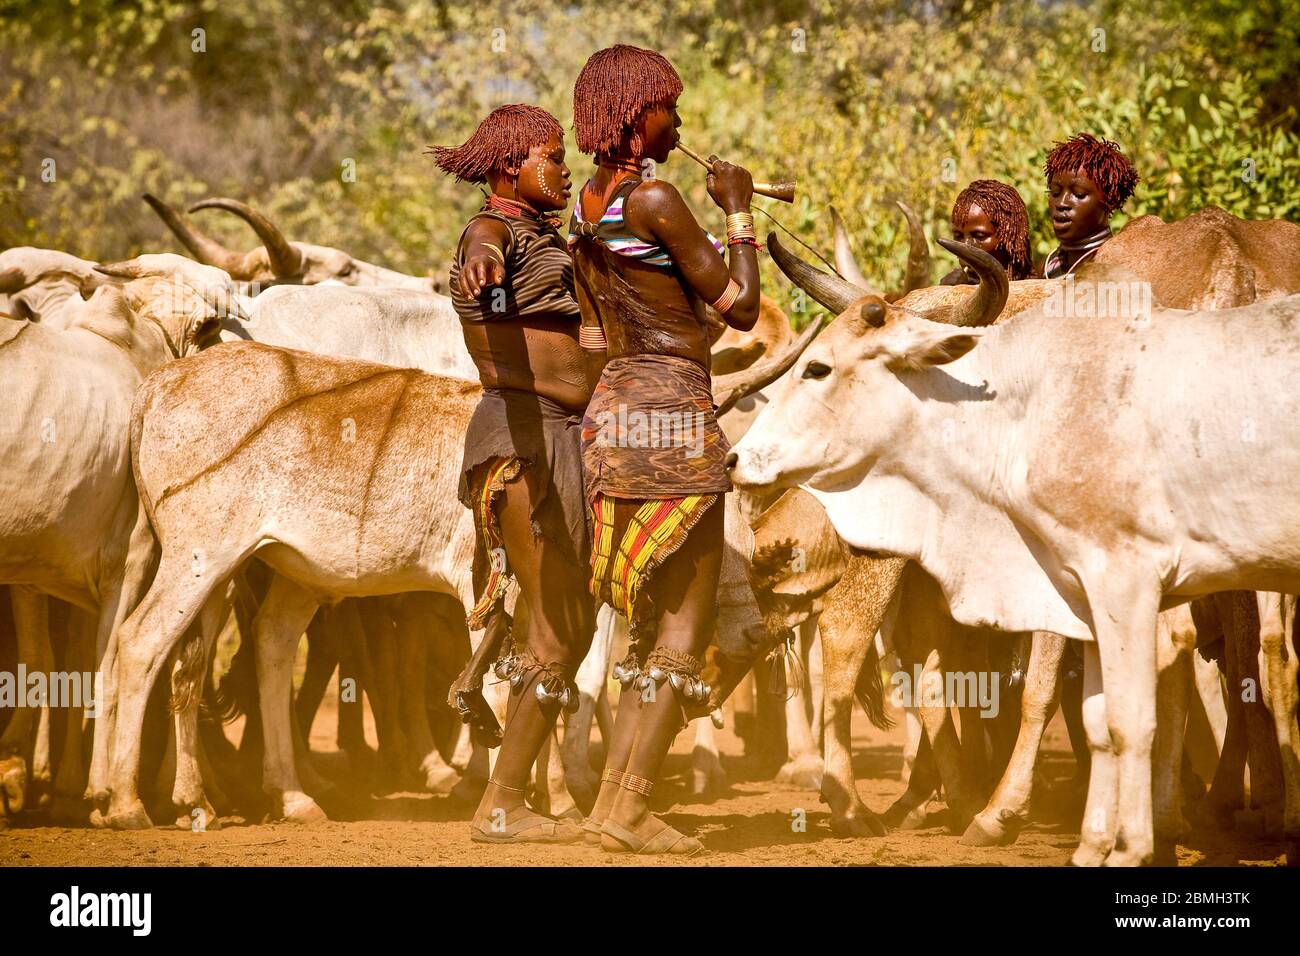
left=1091, top=577, right=1160, bottom=868
left=1200, top=595, right=1247, bottom=823
left=332, top=602, right=376, bottom=781
left=1229, top=592, right=1285, bottom=835
left=1073, top=641, right=1118, bottom=866
left=359, top=598, right=410, bottom=792
left=563, top=608, right=615, bottom=807
left=776, top=618, right=823, bottom=789
left=819, top=604, right=885, bottom=837
left=953, top=630, right=991, bottom=798
left=88, top=495, right=159, bottom=815
left=392, top=595, right=447, bottom=793
left=1152, top=605, right=1196, bottom=861
left=963, top=631, right=1067, bottom=847
left=50, top=607, right=99, bottom=825
left=1257, top=592, right=1300, bottom=841
left=170, top=592, right=229, bottom=829
left=690, top=716, right=726, bottom=798
left=0, top=588, right=54, bottom=821
left=254, top=574, right=324, bottom=822
left=296, top=615, right=339, bottom=748
left=900, top=705, right=922, bottom=787
left=106, top=552, right=230, bottom=828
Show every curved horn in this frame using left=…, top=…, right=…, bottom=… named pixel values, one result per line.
left=94, top=259, right=147, bottom=279
left=829, top=205, right=874, bottom=291
left=712, top=315, right=824, bottom=415
left=936, top=239, right=1008, bottom=328
left=143, top=193, right=251, bottom=278
left=0, top=266, right=24, bottom=295
left=897, top=201, right=931, bottom=292
left=768, top=232, right=872, bottom=315
left=189, top=198, right=304, bottom=280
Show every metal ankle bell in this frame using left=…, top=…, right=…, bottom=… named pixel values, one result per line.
left=668, top=671, right=685, bottom=694
left=647, top=665, right=668, bottom=684
left=494, top=655, right=516, bottom=681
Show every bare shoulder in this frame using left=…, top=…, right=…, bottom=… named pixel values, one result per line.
left=625, top=178, right=695, bottom=231
left=625, top=178, right=687, bottom=215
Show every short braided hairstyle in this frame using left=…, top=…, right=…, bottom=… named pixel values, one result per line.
left=1043, top=132, right=1139, bottom=215
left=426, top=104, right=563, bottom=184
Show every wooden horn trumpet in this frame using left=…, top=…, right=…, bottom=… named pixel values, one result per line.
left=674, top=143, right=797, bottom=204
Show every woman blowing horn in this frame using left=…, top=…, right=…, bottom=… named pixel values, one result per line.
left=429, top=104, right=596, bottom=845
left=568, top=44, right=761, bottom=856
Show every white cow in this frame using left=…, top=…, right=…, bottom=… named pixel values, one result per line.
left=730, top=238, right=1300, bottom=865
left=1, top=255, right=237, bottom=823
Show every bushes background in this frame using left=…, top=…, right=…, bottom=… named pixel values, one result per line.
left=2, top=0, right=1296, bottom=323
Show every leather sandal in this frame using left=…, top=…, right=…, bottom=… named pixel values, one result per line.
left=600, top=816, right=705, bottom=856
left=470, top=807, right=583, bottom=845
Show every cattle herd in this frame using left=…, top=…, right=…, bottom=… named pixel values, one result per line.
left=1, top=194, right=1298, bottom=868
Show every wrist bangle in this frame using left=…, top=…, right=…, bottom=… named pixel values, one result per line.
left=727, top=236, right=761, bottom=249
left=579, top=325, right=607, bottom=349
left=710, top=278, right=741, bottom=314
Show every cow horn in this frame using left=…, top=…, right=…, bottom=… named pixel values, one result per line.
left=937, top=239, right=1008, bottom=328
left=897, top=201, right=931, bottom=292
left=143, top=193, right=252, bottom=279
left=712, top=315, right=824, bottom=415
left=829, top=205, right=880, bottom=293
left=768, top=232, right=872, bottom=315
left=0, top=266, right=24, bottom=294
left=94, top=259, right=146, bottom=279
left=189, top=198, right=304, bottom=280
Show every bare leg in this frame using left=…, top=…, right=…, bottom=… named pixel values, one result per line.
left=601, top=503, right=723, bottom=855
left=471, top=466, right=593, bottom=843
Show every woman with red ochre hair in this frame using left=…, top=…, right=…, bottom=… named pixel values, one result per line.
left=1038, top=132, right=1140, bottom=278
left=941, top=179, right=1034, bottom=284
left=429, top=104, right=599, bottom=845
left=568, top=44, right=761, bottom=855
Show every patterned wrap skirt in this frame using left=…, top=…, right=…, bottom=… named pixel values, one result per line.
left=459, top=388, right=588, bottom=630
left=581, top=354, right=731, bottom=627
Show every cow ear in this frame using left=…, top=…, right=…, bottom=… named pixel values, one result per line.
left=882, top=320, right=983, bottom=371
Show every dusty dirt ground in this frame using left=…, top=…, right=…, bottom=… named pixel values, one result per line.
left=1, top=690, right=1290, bottom=867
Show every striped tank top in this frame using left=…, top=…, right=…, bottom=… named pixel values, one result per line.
left=450, top=208, right=579, bottom=323
left=567, top=177, right=723, bottom=267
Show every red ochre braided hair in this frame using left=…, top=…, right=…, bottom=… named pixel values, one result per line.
left=1043, top=132, right=1140, bottom=215
left=426, top=104, right=563, bottom=184
left=952, top=180, right=1034, bottom=280
left=573, top=44, right=683, bottom=157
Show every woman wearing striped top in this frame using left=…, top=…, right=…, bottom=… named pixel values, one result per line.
left=568, top=44, right=761, bottom=856
left=429, top=104, right=598, bottom=845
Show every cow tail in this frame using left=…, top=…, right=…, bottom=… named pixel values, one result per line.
left=855, top=639, right=895, bottom=732
left=168, top=624, right=208, bottom=716
left=212, top=629, right=255, bottom=723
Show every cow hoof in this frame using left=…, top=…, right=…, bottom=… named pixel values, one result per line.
left=691, top=747, right=727, bottom=798
left=423, top=761, right=461, bottom=795
left=175, top=798, right=220, bottom=831
left=1069, top=842, right=1111, bottom=867
left=0, top=754, right=28, bottom=818
left=106, top=799, right=154, bottom=830
left=960, top=813, right=1021, bottom=847
left=776, top=754, right=824, bottom=791
left=1149, top=840, right=1178, bottom=867
left=1101, top=846, right=1153, bottom=867
left=1260, top=803, right=1286, bottom=839
left=280, top=790, right=328, bottom=823
left=88, top=807, right=109, bottom=829
left=50, top=793, right=91, bottom=827
left=829, top=809, right=887, bottom=838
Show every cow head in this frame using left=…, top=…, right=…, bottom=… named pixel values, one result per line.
left=93, top=253, right=249, bottom=356
left=0, top=247, right=110, bottom=323
left=726, top=235, right=1005, bottom=494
